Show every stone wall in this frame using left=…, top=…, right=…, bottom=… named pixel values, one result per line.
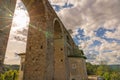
left=22, top=0, right=70, bottom=80
left=69, top=57, right=88, bottom=80
left=0, top=0, right=16, bottom=73
left=0, top=0, right=88, bottom=80
left=18, top=53, right=25, bottom=80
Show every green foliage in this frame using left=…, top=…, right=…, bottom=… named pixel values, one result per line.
left=87, top=63, right=120, bottom=80
left=4, top=65, right=19, bottom=71
left=0, top=70, right=19, bottom=80
left=96, top=65, right=111, bottom=76
left=103, top=72, right=110, bottom=80
left=0, top=74, right=4, bottom=80
left=96, top=66, right=104, bottom=76
left=96, top=65, right=120, bottom=80
left=110, top=72, right=120, bottom=80
left=86, top=62, right=98, bottom=75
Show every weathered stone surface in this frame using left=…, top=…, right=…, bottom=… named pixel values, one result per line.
left=0, top=0, right=16, bottom=73
left=22, top=0, right=71, bottom=80
left=18, top=53, right=25, bottom=80
left=0, top=0, right=88, bottom=79
left=69, top=57, right=88, bottom=80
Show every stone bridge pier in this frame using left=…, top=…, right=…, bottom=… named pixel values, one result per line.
left=0, top=0, right=88, bottom=80
left=22, top=0, right=70, bottom=80
left=0, top=0, right=16, bottom=73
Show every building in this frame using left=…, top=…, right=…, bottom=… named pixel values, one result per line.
left=18, top=53, right=25, bottom=80
left=68, top=49, right=88, bottom=80
left=18, top=49, right=88, bottom=80
left=69, top=57, right=88, bottom=80
left=1, top=0, right=88, bottom=80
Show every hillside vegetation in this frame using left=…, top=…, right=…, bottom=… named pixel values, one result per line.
left=87, top=62, right=120, bottom=80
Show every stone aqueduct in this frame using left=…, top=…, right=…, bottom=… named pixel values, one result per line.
left=0, top=0, right=87, bottom=80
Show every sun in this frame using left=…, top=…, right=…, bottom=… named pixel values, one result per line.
left=12, top=0, right=29, bottom=31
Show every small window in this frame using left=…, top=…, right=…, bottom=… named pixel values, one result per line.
left=60, top=59, right=63, bottom=62
left=60, top=48, right=63, bottom=51
left=40, top=45, right=43, bottom=49
left=66, top=35, right=70, bottom=42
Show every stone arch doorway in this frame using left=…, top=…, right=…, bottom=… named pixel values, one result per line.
left=53, top=19, right=69, bottom=80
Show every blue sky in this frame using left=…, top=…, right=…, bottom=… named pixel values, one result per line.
left=5, top=0, right=120, bottom=65
left=50, top=0, right=120, bottom=65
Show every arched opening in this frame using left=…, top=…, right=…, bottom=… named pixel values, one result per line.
left=5, top=0, right=29, bottom=64
left=54, top=20, right=63, bottom=39
left=53, top=20, right=66, bottom=79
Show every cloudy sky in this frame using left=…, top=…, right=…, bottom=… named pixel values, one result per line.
left=5, top=0, right=120, bottom=65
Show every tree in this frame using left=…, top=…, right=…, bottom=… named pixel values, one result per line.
left=103, top=72, right=110, bottom=80
left=96, top=65, right=111, bottom=76
left=86, top=62, right=98, bottom=75
left=0, top=74, right=4, bottom=80
left=110, top=72, right=120, bottom=80
left=0, top=70, right=19, bottom=80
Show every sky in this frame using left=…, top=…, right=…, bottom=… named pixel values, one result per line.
left=4, top=0, right=120, bottom=65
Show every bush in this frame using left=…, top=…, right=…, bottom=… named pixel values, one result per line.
left=110, top=72, right=120, bottom=80
left=0, top=70, right=19, bottom=80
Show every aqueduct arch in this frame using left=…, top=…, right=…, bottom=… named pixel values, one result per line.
left=0, top=0, right=88, bottom=80
left=53, top=19, right=69, bottom=80
left=22, top=0, right=70, bottom=79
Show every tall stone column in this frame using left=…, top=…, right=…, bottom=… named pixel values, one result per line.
left=22, top=0, right=70, bottom=80
left=0, top=0, right=16, bottom=73
left=22, top=0, right=54, bottom=80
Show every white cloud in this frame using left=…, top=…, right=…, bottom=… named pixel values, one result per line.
left=49, top=0, right=81, bottom=6
left=4, top=0, right=28, bottom=64
left=49, top=0, right=67, bottom=6
left=100, top=42, right=120, bottom=51
left=5, top=40, right=26, bottom=64
left=95, top=51, right=120, bottom=65
left=55, top=0, right=120, bottom=65
left=57, top=0, right=120, bottom=35
left=5, top=0, right=120, bottom=65
left=105, top=26, right=120, bottom=39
